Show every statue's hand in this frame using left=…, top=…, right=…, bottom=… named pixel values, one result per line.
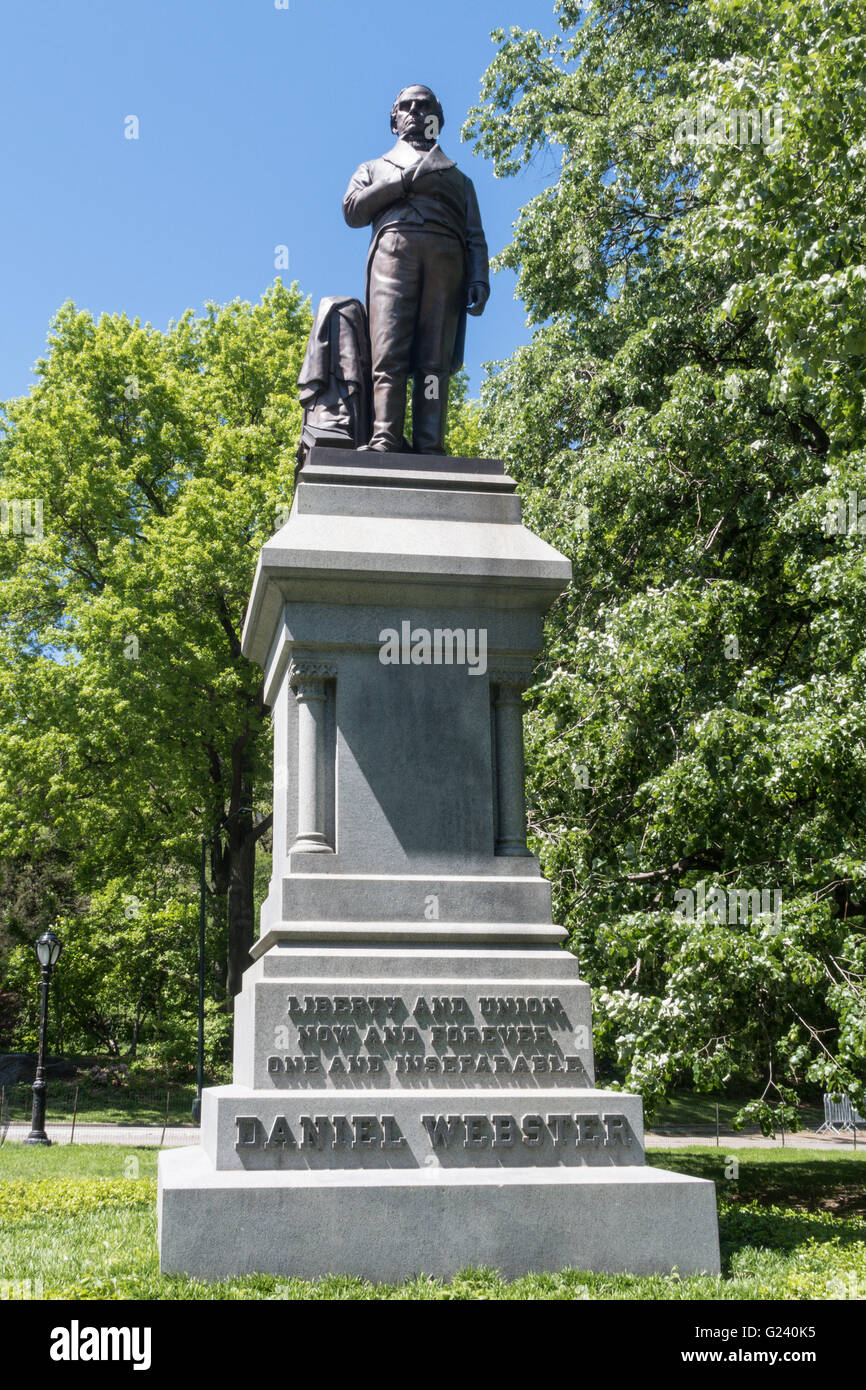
left=402, top=163, right=436, bottom=197
left=466, top=283, right=489, bottom=317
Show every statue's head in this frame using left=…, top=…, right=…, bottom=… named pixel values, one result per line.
left=390, top=85, right=444, bottom=146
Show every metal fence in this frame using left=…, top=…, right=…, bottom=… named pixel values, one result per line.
left=0, top=1083, right=199, bottom=1147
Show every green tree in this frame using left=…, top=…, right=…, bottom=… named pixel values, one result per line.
left=464, top=0, right=866, bottom=1126
left=0, top=281, right=310, bottom=1004
left=0, top=280, right=484, bottom=1057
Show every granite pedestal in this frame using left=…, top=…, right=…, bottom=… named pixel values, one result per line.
left=158, top=448, right=720, bottom=1279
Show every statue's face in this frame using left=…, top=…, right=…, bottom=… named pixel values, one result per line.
left=392, top=87, right=441, bottom=145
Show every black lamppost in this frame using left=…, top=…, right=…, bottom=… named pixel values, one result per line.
left=24, top=929, right=63, bottom=1146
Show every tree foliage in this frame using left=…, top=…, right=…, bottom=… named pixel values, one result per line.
left=0, top=281, right=309, bottom=1046
left=464, top=0, right=866, bottom=1126
left=0, top=283, right=482, bottom=1060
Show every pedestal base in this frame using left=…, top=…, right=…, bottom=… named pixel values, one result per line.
left=158, top=1145, right=720, bottom=1281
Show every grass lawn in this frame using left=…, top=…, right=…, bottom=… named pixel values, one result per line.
left=645, top=1090, right=824, bottom=1132
left=0, top=1143, right=863, bottom=1300
left=2, top=1081, right=198, bottom=1128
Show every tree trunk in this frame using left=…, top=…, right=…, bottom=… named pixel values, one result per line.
left=129, top=985, right=143, bottom=1059
left=226, top=810, right=256, bottom=998
left=205, top=723, right=273, bottom=1000
left=54, top=986, right=64, bottom=1055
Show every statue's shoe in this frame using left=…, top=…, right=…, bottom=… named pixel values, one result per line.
left=357, top=437, right=413, bottom=453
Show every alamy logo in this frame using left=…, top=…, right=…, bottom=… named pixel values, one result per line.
left=823, top=490, right=866, bottom=535
left=1, top=1277, right=43, bottom=1299
left=674, top=880, right=782, bottom=928
left=50, top=1320, right=152, bottom=1371
left=675, top=104, right=782, bottom=149
left=1, top=499, right=43, bottom=543
left=826, top=1271, right=865, bottom=1300
left=379, top=621, right=487, bottom=676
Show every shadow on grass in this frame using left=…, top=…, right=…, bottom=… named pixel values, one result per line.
left=647, top=1148, right=866, bottom=1199
left=647, top=1148, right=866, bottom=1276
left=717, top=1203, right=864, bottom=1269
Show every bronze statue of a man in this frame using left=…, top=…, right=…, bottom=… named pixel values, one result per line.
left=343, top=85, right=490, bottom=454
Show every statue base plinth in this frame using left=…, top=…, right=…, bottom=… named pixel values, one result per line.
left=158, top=939, right=720, bottom=1280
left=158, top=1147, right=719, bottom=1281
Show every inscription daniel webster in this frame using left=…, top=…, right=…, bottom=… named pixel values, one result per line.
left=236, top=1112, right=634, bottom=1152
left=266, top=992, right=591, bottom=1082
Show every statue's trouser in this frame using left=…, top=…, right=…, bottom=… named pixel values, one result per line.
left=367, top=227, right=463, bottom=453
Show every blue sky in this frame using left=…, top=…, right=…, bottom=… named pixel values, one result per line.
left=1, top=0, right=562, bottom=403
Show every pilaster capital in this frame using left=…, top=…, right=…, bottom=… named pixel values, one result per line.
left=489, top=667, right=533, bottom=694
left=289, top=660, right=337, bottom=697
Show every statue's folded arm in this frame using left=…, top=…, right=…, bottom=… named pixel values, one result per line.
left=342, top=163, right=406, bottom=229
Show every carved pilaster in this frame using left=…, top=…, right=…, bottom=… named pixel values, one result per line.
left=490, top=670, right=532, bottom=857
left=289, top=662, right=337, bottom=854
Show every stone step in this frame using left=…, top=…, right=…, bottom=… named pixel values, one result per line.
left=158, top=1145, right=721, bottom=1280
